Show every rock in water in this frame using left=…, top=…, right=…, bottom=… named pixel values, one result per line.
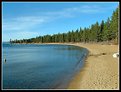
left=4, top=58, right=6, bottom=63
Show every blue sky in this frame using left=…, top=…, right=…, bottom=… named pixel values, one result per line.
left=2, top=2, right=119, bottom=42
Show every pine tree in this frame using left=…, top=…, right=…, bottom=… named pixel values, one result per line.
left=110, top=7, right=119, bottom=44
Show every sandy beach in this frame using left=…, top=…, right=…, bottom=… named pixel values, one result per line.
left=66, top=43, right=119, bottom=90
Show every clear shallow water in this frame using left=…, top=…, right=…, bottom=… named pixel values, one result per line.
left=2, top=42, right=88, bottom=89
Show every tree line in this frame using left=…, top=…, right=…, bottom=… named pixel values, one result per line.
left=10, top=6, right=119, bottom=44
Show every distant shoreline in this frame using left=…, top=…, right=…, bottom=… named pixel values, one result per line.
left=9, top=41, right=118, bottom=45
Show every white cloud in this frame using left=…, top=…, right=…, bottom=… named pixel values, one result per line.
left=43, top=5, right=111, bottom=19
left=64, top=5, right=111, bottom=14
left=15, top=16, right=47, bottom=23
left=79, top=5, right=107, bottom=13
left=2, top=16, right=49, bottom=31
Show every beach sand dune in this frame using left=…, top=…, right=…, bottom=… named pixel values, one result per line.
left=67, top=43, right=119, bottom=90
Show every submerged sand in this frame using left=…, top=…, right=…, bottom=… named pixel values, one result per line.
left=67, top=43, right=119, bottom=90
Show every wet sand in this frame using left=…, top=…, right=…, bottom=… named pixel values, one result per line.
left=67, top=43, right=119, bottom=90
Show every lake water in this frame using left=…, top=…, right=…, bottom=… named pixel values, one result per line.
left=2, top=42, right=88, bottom=89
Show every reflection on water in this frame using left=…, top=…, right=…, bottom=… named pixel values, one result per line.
left=2, top=43, right=88, bottom=89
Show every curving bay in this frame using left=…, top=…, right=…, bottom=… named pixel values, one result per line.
left=2, top=43, right=88, bottom=89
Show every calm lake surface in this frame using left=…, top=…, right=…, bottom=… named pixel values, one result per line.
left=2, top=42, right=88, bottom=89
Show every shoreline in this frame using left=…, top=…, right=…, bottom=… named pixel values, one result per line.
left=32, top=42, right=119, bottom=89
left=44, top=43, right=119, bottom=90
left=9, top=42, right=119, bottom=89
left=40, top=43, right=119, bottom=89
left=67, top=43, right=119, bottom=90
